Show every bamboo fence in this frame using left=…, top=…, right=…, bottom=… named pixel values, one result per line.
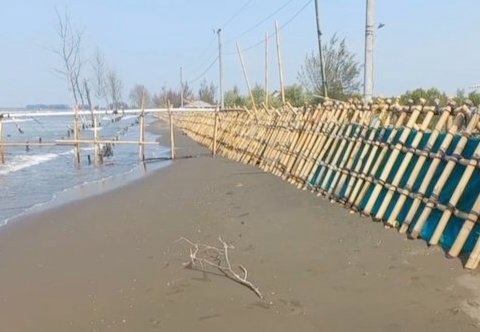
left=157, top=99, right=480, bottom=269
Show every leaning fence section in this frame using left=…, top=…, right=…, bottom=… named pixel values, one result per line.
left=159, top=99, right=480, bottom=269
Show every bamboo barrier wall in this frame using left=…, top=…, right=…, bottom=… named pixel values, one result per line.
left=159, top=99, right=480, bottom=269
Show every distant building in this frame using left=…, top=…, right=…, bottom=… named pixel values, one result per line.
left=184, top=100, right=215, bottom=109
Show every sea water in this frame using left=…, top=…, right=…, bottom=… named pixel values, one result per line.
left=0, top=109, right=170, bottom=224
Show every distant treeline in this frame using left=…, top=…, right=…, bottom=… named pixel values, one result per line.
left=26, top=104, right=70, bottom=110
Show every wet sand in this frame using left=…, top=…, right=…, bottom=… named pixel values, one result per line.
left=0, top=121, right=479, bottom=331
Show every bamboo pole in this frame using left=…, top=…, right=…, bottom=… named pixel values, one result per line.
left=139, top=91, right=146, bottom=161
left=318, top=106, right=362, bottom=194
left=265, top=32, right=269, bottom=109
left=213, top=107, right=219, bottom=156
left=73, top=105, right=80, bottom=165
left=361, top=103, right=424, bottom=215
left=347, top=105, right=408, bottom=210
left=237, top=42, right=257, bottom=112
left=0, top=115, right=4, bottom=164
left=299, top=104, right=342, bottom=188
left=93, top=114, right=99, bottom=165
left=449, top=193, right=480, bottom=258
left=405, top=109, right=474, bottom=237
left=400, top=107, right=472, bottom=238
left=370, top=103, right=436, bottom=221
left=385, top=105, right=453, bottom=227
left=169, top=101, right=176, bottom=160
left=327, top=103, right=381, bottom=199
left=427, top=141, right=480, bottom=246
left=275, top=20, right=285, bottom=105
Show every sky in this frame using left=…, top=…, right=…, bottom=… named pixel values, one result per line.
left=1, top=0, right=479, bottom=107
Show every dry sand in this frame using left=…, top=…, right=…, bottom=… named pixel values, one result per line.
left=0, top=121, right=479, bottom=331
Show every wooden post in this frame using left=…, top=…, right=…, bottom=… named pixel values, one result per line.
left=93, top=114, right=99, bottom=165
left=237, top=42, right=257, bottom=112
left=213, top=107, right=218, bottom=156
left=275, top=20, right=285, bottom=105
left=265, top=32, right=269, bottom=109
left=139, top=91, right=146, bottom=161
left=0, top=115, right=4, bottom=164
left=73, top=105, right=80, bottom=165
left=169, top=101, right=175, bottom=160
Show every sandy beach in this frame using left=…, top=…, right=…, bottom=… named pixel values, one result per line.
left=0, top=120, right=479, bottom=331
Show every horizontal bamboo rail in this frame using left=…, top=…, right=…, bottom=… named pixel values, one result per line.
left=159, top=99, right=480, bottom=269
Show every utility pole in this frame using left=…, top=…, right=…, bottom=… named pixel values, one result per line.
left=364, top=0, right=375, bottom=103
left=217, top=29, right=224, bottom=109
left=314, top=0, right=328, bottom=98
left=180, top=67, right=184, bottom=108
left=275, top=20, right=285, bottom=105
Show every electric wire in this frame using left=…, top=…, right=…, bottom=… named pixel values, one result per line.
left=222, top=0, right=254, bottom=29
left=223, top=0, right=313, bottom=55
left=225, top=0, right=296, bottom=44
left=187, top=56, right=219, bottom=84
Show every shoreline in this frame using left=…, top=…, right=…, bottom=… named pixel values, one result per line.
left=0, top=120, right=170, bottom=227
left=0, top=121, right=479, bottom=331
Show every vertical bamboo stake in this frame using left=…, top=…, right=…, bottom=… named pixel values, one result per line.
left=327, top=103, right=381, bottom=198
left=265, top=32, right=269, bottom=109
left=385, top=105, right=453, bottom=227
left=448, top=193, right=480, bottom=258
left=213, top=107, right=219, bottom=156
left=275, top=20, right=285, bottom=105
left=73, top=105, right=80, bottom=166
left=237, top=42, right=257, bottom=112
left=169, top=101, right=176, bottom=160
left=361, top=103, right=423, bottom=215
left=139, top=91, right=146, bottom=161
left=428, top=141, right=480, bottom=246
left=401, top=109, right=474, bottom=236
left=0, top=115, right=4, bottom=164
left=93, top=114, right=99, bottom=165
left=372, top=104, right=436, bottom=221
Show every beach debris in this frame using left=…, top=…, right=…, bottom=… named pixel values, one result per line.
left=174, top=236, right=263, bottom=299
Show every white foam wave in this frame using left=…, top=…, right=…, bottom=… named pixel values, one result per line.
left=0, top=153, right=59, bottom=175
left=3, top=118, right=34, bottom=124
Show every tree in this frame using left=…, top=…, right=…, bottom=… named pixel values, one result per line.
left=224, top=86, right=247, bottom=108
left=106, top=69, right=123, bottom=110
left=298, top=34, right=360, bottom=100
left=91, top=46, right=107, bottom=108
left=198, top=79, right=217, bottom=105
left=399, top=87, right=448, bottom=105
left=182, top=82, right=194, bottom=104
left=53, top=7, right=86, bottom=106
left=284, top=84, right=306, bottom=107
left=129, top=84, right=150, bottom=108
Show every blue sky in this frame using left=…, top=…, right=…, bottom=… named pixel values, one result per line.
left=1, top=0, right=479, bottom=107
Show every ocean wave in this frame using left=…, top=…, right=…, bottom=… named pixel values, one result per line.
left=0, top=153, right=58, bottom=175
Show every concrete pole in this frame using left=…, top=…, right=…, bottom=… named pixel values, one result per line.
left=364, top=0, right=375, bottom=103
left=275, top=20, right=285, bottom=105
left=180, top=67, right=184, bottom=108
left=217, top=29, right=224, bottom=109
left=314, top=0, right=328, bottom=98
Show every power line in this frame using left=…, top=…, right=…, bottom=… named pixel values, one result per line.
left=222, top=0, right=254, bottom=29
left=223, top=0, right=313, bottom=55
left=187, top=56, right=219, bottom=84
left=225, top=0, right=297, bottom=44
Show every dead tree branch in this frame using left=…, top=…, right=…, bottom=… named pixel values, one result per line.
left=174, top=237, right=263, bottom=299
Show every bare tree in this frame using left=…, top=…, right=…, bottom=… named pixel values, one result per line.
left=52, top=6, right=86, bottom=106
left=129, top=84, right=151, bottom=108
left=298, top=34, right=360, bottom=100
left=106, top=69, right=123, bottom=110
left=91, top=46, right=107, bottom=108
left=198, top=79, right=217, bottom=105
